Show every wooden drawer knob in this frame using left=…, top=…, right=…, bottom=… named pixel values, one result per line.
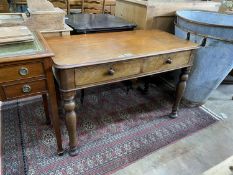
left=165, top=58, right=173, bottom=64
left=19, top=67, right=29, bottom=76
left=22, top=84, right=31, bottom=93
left=108, top=67, right=115, bottom=75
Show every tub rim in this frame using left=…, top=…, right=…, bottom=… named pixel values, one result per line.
left=176, top=10, right=233, bottom=29
left=175, top=22, right=233, bottom=43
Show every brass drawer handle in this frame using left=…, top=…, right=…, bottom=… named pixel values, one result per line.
left=165, top=58, right=173, bottom=64
left=22, top=85, right=31, bottom=93
left=108, top=67, right=115, bottom=75
left=19, top=67, right=29, bottom=76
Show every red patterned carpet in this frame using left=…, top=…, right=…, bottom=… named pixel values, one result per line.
left=1, top=83, right=217, bottom=175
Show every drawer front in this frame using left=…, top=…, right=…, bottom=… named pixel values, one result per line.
left=3, top=80, right=47, bottom=99
left=142, top=51, right=191, bottom=73
left=0, top=62, right=44, bottom=83
left=75, top=59, right=142, bottom=86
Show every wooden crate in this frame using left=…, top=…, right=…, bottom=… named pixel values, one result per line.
left=115, top=0, right=221, bottom=33
left=41, top=24, right=72, bottom=37
left=26, top=8, right=66, bottom=31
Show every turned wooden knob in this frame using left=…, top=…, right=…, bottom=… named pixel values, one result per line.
left=166, top=58, right=173, bottom=64
left=108, top=67, right=115, bottom=75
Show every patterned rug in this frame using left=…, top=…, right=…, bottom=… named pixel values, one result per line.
left=1, top=82, right=217, bottom=175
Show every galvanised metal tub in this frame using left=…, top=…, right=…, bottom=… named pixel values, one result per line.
left=175, top=10, right=233, bottom=106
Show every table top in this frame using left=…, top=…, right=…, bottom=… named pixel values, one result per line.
left=46, top=30, right=198, bottom=69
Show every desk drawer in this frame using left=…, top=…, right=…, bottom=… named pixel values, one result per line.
left=75, top=59, right=142, bottom=86
left=142, top=51, right=191, bottom=73
left=0, top=62, right=44, bottom=83
left=3, top=80, right=47, bottom=99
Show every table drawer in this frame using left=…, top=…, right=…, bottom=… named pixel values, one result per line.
left=3, top=80, right=47, bottom=99
left=142, top=51, right=191, bottom=73
left=75, top=59, right=142, bottom=86
left=0, top=62, right=44, bottom=83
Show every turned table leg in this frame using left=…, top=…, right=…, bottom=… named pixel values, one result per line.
left=169, top=67, right=191, bottom=119
left=62, top=91, right=78, bottom=156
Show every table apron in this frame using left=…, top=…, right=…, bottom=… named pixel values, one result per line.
left=56, top=50, right=193, bottom=92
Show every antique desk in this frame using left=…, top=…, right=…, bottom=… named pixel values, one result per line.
left=46, top=30, right=198, bottom=156
left=0, top=32, right=63, bottom=155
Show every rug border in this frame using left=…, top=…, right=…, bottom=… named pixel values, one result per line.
left=106, top=118, right=218, bottom=175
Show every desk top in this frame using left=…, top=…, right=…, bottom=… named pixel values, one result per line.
left=46, top=30, right=198, bottom=69
left=0, top=32, right=54, bottom=63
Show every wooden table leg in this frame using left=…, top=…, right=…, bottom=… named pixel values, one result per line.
left=44, top=59, right=64, bottom=155
left=46, top=84, right=64, bottom=155
left=169, top=67, right=191, bottom=118
left=62, top=91, right=78, bottom=156
left=42, top=93, right=51, bottom=125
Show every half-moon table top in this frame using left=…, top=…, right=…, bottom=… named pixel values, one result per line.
left=46, top=30, right=198, bottom=69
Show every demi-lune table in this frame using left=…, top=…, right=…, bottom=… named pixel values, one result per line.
left=46, top=30, right=198, bottom=156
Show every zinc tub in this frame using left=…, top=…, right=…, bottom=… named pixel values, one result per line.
left=175, top=10, right=233, bottom=105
